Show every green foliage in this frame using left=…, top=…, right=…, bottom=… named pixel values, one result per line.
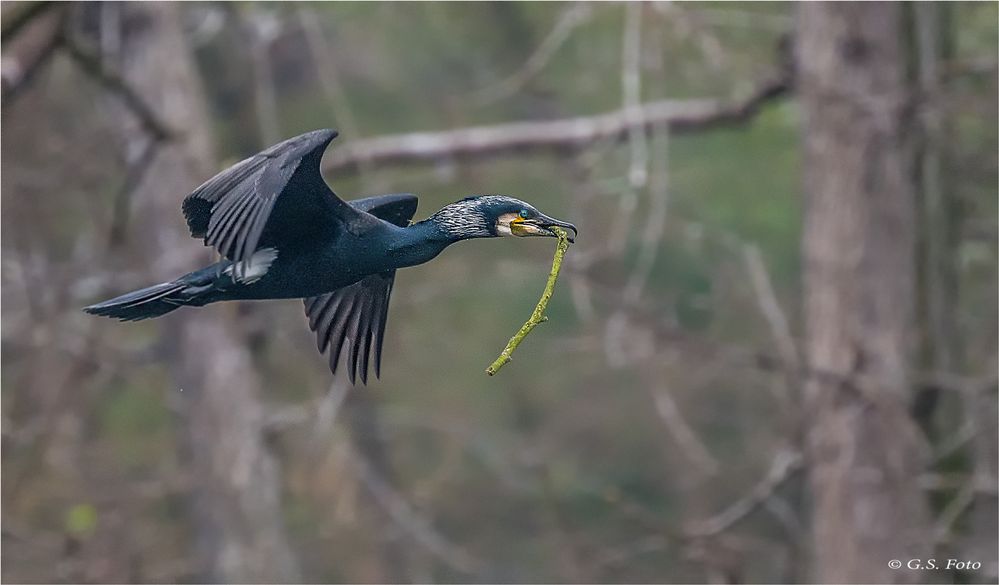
left=64, top=503, right=98, bottom=537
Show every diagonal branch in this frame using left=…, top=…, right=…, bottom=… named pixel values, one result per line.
left=61, top=35, right=174, bottom=140
left=108, top=137, right=160, bottom=249
left=1, top=3, right=63, bottom=103
left=651, top=387, right=720, bottom=476
left=470, top=3, right=592, bottom=105
left=742, top=243, right=799, bottom=412
left=685, top=448, right=802, bottom=538
left=351, top=448, right=482, bottom=575
left=325, top=73, right=789, bottom=174
left=1, top=0, right=55, bottom=45
left=933, top=479, right=977, bottom=544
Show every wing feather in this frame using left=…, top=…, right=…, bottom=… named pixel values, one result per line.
left=358, top=305, right=375, bottom=385
left=301, top=193, right=420, bottom=383
left=327, top=293, right=361, bottom=377
left=310, top=295, right=337, bottom=351
left=182, top=129, right=352, bottom=267
left=345, top=294, right=369, bottom=385
left=370, top=278, right=393, bottom=377
left=320, top=293, right=352, bottom=356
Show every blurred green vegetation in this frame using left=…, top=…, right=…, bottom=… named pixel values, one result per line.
left=3, top=2, right=996, bottom=583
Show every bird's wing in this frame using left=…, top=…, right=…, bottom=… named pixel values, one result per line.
left=304, top=272, right=395, bottom=385
left=346, top=193, right=419, bottom=228
left=182, top=129, right=376, bottom=270
left=302, top=194, right=420, bottom=383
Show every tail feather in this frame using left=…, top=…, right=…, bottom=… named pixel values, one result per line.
left=83, top=281, right=187, bottom=321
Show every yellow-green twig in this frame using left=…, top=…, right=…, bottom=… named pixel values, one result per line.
left=486, top=226, right=572, bottom=376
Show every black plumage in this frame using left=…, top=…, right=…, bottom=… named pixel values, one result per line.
left=85, top=129, right=576, bottom=384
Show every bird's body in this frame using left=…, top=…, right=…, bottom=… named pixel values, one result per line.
left=85, top=129, right=576, bottom=384
left=179, top=206, right=444, bottom=302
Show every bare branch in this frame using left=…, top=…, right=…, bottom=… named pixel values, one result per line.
left=742, top=244, right=798, bottom=411
left=1, top=3, right=62, bottom=102
left=742, top=245, right=798, bottom=373
left=1, top=0, right=55, bottom=45
left=623, top=129, right=669, bottom=304
left=61, top=35, right=174, bottom=140
left=296, top=5, right=384, bottom=188
left=920, top=473, right=999, bottom=495
left=244, top=8, right=281, bottom=145
left=108, top=137, right=160, bottom=249
left=654, top=3, right=730, bottom=74
left=312, top=377, right=351, bottom=441
left=324, top=73, right=789, bottom=174
left=622, top=1, right=647, bottom=191
left=351, top=448, right=482, bottom=575
left=296, top=6, right=361, bottom=141
left=651, top=387, right=720, bottom=476
left=933, top=480, right=976, bottom=544
left=930, top=422, right=977, bottom=464
left=686, top=448, right=802, bottom=538
left=262, top=378, right=350, bottom=436
left=379, top=409, right=535, bottom=493
left=605, top=2, right=646, bottom=258
left=470, top=3, right=591, bottom=105
left=591, top=535, right=669, bottom=573
left=942, top=56, right=998, bottom=80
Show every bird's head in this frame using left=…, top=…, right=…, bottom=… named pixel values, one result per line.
left=431, top=195, right=577, bottom=243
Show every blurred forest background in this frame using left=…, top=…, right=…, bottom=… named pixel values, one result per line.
left=2, top=2, right=997, bottom=583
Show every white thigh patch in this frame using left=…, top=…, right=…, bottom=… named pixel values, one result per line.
left=225, top=248, right=279, bottom=284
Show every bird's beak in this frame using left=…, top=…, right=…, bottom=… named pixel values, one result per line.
left=517, top=214, right=578, bottom=243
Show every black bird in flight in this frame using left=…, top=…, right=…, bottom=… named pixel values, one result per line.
left=85, top=129, right=577, bottom=384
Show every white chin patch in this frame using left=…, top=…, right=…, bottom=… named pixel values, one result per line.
left=225, top=247, right=278, bottom=284
left=495, top=212, right=518, bottom=236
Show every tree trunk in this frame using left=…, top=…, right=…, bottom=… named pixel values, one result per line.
left=797, top=3, right=930, bottom=583
left=112, top=4, right=300, bottom=581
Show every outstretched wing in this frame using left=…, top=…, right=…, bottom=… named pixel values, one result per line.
left=303, top=194, right=419, bottom=384
left=304, top=272, right=394, bottom=385
left=182, top=129, right=374, bottom=272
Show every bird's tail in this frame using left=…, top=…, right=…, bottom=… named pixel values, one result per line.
left=83, top=281, right=192, bottom=321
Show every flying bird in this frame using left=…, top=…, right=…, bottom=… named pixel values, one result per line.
left=84, top=129, right=577, bottom=384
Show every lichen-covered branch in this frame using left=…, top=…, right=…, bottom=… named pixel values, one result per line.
left=486, top=227, right=571, bottom=376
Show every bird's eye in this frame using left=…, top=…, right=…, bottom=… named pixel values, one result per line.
left=519, top=209, right=529, bottom=219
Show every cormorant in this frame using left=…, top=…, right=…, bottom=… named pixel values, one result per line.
left=84, top=129, right=577, bottom=384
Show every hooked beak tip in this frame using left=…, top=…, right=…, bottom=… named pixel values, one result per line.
left=542, top=218, right=577, bottom=243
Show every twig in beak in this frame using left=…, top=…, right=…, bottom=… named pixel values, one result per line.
left=486, top=226, right=572, bottom=376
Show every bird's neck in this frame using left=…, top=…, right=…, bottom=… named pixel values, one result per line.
left=385, top=217, right=464, bottom=268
